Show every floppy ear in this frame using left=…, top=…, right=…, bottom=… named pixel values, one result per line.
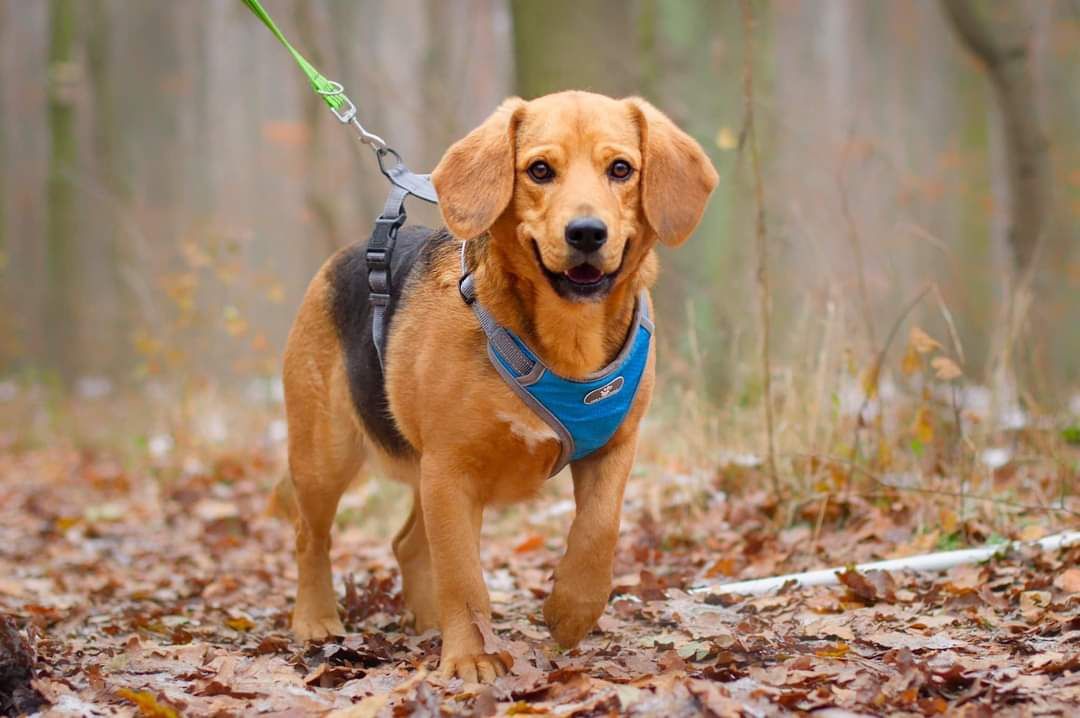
left=432, top=98, right=526, bottom=240
left=626, top=98, right=719, bottom=247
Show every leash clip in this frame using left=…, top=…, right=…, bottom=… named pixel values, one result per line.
left=318, top=80, right=388, bottom=151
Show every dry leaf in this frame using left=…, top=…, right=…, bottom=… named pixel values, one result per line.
left=513, top=535, right=545, bottom=553
left=909, top=326, right=942, bottom=354
left=1054, top=568, right=1080, bottom=594
left=470, top=609, right=514, bottom=670
left=931, top=356, right=962, bottom=380
left=116, top=689, right=180, bottom=718
left=913, top=405, right=935, bottom=444
left=715, top=126, right=736, bottom=150
left=224, top=616, right=254, bottom=632
left=815, top=642, right=850, bottom=658
left=901, top=344, right=921, bottom=376
left=861, top=364, right=881, bottom=399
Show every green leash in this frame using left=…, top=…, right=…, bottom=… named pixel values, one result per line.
left=241, top=0, right=387, bottom=149
left=241, top=0, right=439, bottom=381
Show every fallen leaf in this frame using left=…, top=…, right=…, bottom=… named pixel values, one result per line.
left=471, top=609, right=514, bottom=670
left=815, top=642, right=850, bottom=658
left=513, top=535, right=545, bottom=553
left=862, top=631, right=962, bottom=651
left=1054, top=568, right=1080, bottom=594
left=224, top=616, right=254, bottom=632
left=115, top=688, right=180, bottom=718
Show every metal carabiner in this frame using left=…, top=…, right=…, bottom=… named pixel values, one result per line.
left=317, top=81, right=387, bottom=151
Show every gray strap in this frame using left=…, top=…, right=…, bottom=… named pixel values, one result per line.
left=458, top=253, right=535, bottom=377
left=368, top=184, right=409, bottom=367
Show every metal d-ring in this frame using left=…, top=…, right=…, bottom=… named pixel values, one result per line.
left=376, top=148, right=439, bottom=204
left=376, top=147, right=405, bottom=178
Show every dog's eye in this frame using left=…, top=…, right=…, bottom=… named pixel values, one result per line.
left=608, top=160, right=634, bottom=181
left=526, top=161, right=555, bottom=183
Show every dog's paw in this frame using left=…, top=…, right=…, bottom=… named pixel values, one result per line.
left=438, top=652, right=510, bottom=683
left=543, top=586, right=606, bottom=649
left=402, top=608, right=439, bottom=635
left=292, top=613, right=345, bottom=642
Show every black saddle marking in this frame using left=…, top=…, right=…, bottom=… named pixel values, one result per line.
left=327, top=226, right=454, bottom=457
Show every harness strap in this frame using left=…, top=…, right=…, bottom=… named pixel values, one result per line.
left=368, top=184, right=408, bottom=366
left=366, top=153, right=439, bottom=368
left=459, top=273, right=536, bottom=376
left=460, top=270, right=572, bottom=474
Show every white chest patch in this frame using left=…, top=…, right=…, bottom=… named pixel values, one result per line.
left=495, top=410, right=558, bottom=451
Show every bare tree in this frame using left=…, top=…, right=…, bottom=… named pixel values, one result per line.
left=510, top=0, right=635, bottom=98
left=0, top=1, right=6, bottom=271
left=294, top=0, right=342, bottom=255
left=45, top=0, right=79, bottom=382
left=940, top=0, right=1050, bottom=278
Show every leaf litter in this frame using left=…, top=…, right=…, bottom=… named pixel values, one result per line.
left=1, top=439, right=1078, bottom=716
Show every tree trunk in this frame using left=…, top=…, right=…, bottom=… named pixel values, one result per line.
left=940, top=0, right=1050, bottom=277
left=294, top=0, right=342, bottom=255
left=509, top=0, right=636, bottom=98
left=0, top=1, right=6, bottom=272
left=45, top=0, right=79, bottom=383
left=87, top=0, right=132, bottom=374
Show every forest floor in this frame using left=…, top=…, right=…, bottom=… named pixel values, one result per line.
left=1, top=399, right=1080, bottom=717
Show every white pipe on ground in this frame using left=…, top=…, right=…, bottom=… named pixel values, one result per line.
left=691, top=531, right=1080, bottom=598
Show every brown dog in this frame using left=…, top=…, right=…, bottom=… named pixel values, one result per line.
left=275, top=91, right=717, bottom=682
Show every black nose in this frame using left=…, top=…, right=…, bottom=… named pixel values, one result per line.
left=565, top=217, right=608, bottom=253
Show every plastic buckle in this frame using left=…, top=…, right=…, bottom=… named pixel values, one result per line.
left=374, top=214, right=406, bottom=231
left=369, top=267, right=390, bottom=295
left=365, top=248, right=388, bottom=270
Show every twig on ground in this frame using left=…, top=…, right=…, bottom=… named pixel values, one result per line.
left=693, top=530, right=1080, bottom=597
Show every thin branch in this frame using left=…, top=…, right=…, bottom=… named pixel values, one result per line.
left=846, top=283, right=933, bottom=492
left=789, top=452, right=1080, bottom=519
left=837, top=137, right=876, bottom=350
left=740, top=0, right=780, bottom=499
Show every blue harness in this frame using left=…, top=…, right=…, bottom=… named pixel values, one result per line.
left=360, top=158, right=651, bottom=477
left=459, top=246, right=653, bottom=476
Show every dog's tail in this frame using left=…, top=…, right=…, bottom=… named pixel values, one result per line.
left=266, top=474, right=299, bottom=524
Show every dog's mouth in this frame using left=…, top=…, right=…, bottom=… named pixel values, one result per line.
left=563, top=263, right=605, bottom=285
left=532, top=241, right=625, bottom=302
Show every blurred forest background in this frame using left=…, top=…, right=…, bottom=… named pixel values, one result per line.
left=0, top=0, right=1078, bottom=474
left=4, top=5, right=1080, bottom=713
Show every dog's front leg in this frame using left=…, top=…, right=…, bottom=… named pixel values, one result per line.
left=420, top=453, right=509, bottom=683
left=544, top=437, right=636, bottom=648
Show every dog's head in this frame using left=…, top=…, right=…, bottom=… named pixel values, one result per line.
left=433, top=91, right=718, bottom=302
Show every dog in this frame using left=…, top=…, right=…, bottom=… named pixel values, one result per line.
left=274, top=90, right=718, bottom=682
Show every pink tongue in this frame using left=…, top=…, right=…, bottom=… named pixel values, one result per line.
left=565, top=264, right=603, bottom=284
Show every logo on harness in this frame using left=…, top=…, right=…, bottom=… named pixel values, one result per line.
left=584, top=376, right=625, bottom=405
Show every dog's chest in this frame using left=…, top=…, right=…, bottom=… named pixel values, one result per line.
left=467, top=407, right=560, bottom=502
